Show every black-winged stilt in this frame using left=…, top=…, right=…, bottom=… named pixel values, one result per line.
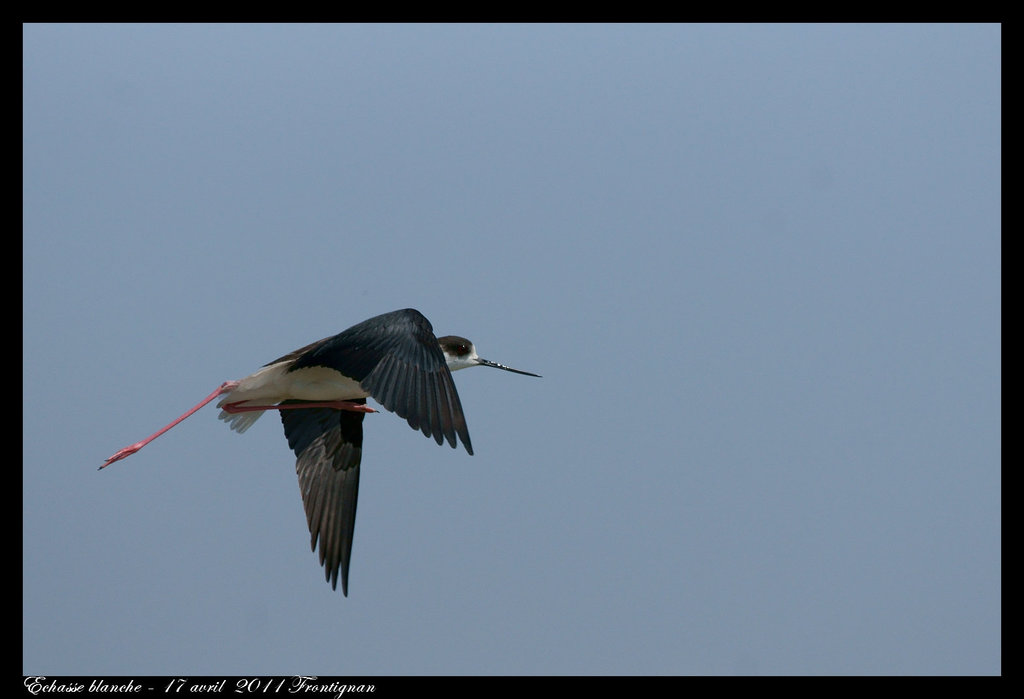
left=101, top=308, right=540, bottom=595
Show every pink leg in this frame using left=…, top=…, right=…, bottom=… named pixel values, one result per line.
left=100, top=382, right=376, bottom=470
left=101, top=381, right=238, bottom=469
left=220, top=400, right=377, bottom=414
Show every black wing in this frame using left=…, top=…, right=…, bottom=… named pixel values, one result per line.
left=290, top=308, right=473, bottom=454
left=280, top=399, right=365, bottom=595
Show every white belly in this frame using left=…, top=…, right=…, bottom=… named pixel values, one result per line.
left=220, top=362, right=370, bottom=405
left=216, top=362, right=370, bottom=433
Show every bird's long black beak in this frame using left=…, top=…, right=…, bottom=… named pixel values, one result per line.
left=477, top=358, right=541, bottom=377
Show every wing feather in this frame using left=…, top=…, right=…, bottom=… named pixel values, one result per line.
left=281, top=400, right=364, bottom=595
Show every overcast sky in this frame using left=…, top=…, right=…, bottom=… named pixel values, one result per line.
left=23, top=23, right=1000, bottom=675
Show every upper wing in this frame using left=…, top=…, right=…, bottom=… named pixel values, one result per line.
left=290, top=309, right=473, bottom=454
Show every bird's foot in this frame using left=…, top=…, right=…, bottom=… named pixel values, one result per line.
left=100, top=442, right=144, bottom=469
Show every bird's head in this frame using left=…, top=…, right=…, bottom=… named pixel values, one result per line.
left=437, top=336, right=541, bottom=376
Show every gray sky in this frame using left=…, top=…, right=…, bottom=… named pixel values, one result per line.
left=23, top=23, right=1000, bottom=675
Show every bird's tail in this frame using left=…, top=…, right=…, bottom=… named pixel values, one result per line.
left=218, top=408, right=264, bottom=433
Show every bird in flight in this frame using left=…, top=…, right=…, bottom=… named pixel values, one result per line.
left=101, top=308, right=540, bottom=595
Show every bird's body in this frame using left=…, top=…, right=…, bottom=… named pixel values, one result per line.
left=216, top=353, right=370, bottom=434
left=101, top=308, right=540, bottom=595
